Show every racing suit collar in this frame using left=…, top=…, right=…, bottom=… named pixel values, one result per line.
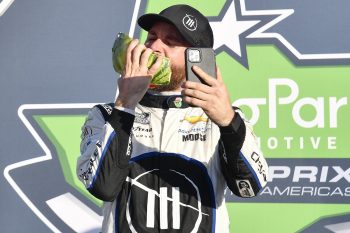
left=139, top=91, right=189, bottom=109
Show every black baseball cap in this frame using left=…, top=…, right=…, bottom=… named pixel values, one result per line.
left=138, top=4, right=214, bottom=48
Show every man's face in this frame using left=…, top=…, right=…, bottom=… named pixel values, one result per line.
left=145, top=21, right=191, bottom=91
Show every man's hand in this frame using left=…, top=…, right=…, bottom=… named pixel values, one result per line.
left=181, top=66, right=235, bottom=126
left=115, top=39, right=162, bottom=110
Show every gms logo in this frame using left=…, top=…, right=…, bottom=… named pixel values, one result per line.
left=3, top=0, right=350, bottom=233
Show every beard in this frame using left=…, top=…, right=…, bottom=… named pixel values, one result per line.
left=151, top=64, right=185, bottom=92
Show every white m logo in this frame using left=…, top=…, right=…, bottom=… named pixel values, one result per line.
left=126, top=169, right=209, bottom=232
left=183, top=14, right=197, bottom=31
left=146, top=187, right=180, bottom=229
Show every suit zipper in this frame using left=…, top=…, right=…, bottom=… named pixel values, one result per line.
left=159, top=109, right=168, bottom=152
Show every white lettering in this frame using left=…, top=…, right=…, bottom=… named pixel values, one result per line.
left=267, top=137, right=278, bottom=149
left=260, top=186, right=273, bottom=195
left=328, top=137, right=337, bottom=149
left=329, top=167, right=350, bottom=182
left=233, top=79, right=348, bottom=129
left=257, top=136, right=336, bottom=150
left=274, top=186, right=290, bottom=195
left=268, top=166, right=290, bottom=182
left=284, top=137, right=293, bottom=150
left=260, top=186, right=350, bottom=197
left=267, top=166, right=350, bottom=183
left=320, top=166, right=329, bottom=182
left=300, top=137, right=304, bottom=149
left=329, top=97, right=347, bottom=128
left=301, top=186, right=314, bottom=196
left=310, top=137, right=321, bottom=149
left=293, top=166, right=318, bottom=182
left=292, top=97, right=325, bottom=128
left=330, top=187, right=343, bottom=196
left=269, top=78, right=299, bottom=128
left=317, top=187, right=330, bottom=196
left=290, top=186, right=301, bottom=196
left=345, top=187, right=350, bottom=196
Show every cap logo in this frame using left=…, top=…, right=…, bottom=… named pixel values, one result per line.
left=182, top=14, right=197, bottom=31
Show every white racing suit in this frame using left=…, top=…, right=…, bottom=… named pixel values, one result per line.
left=77, top=92, right=268, bottom=233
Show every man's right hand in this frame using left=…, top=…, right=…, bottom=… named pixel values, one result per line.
left=115, top=39, right=162, bottom=110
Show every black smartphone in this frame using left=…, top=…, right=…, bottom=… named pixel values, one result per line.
left=185, top=48, right=216, bottom=84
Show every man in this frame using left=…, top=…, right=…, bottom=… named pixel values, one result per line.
left=77, top=4, right=268, bottom=233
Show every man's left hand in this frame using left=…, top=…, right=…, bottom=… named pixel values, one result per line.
left=181, top=66, right=235, bottom=126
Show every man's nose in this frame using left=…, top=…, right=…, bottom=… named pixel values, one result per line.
left=147, top=39, right=164, bottom=55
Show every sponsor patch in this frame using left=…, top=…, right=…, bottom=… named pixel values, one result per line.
left=81, top=125, right=92, bottom=140
left=101, top=104, right=113, bottom=115
left=135, top=112, right=151, bottom=124
left=132, top=126, right=153, bottom=138
left=251, top=152, right=268, bottom=182
left=236, top=179, right=255, bottom=197
left=182, top=133, right=206, bottom=142
left=183, top=115, right=208, bottom=124
left=173, top=97, right=183, bottom=108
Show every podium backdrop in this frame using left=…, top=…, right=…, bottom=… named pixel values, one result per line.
left=1, top=0, right=350, bottom=232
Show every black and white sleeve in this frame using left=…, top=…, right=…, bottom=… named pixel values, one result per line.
left=76, top=104, right=134, bottom=201
left=218, top=108, right=268, bottom=198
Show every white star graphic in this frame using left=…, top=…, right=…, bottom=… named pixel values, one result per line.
left=210, top=0, right=259, bottom=57
left=0, top=0, right=15, bottom=16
